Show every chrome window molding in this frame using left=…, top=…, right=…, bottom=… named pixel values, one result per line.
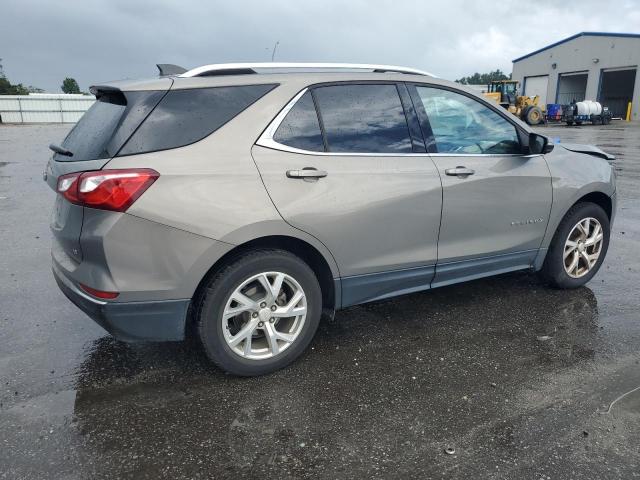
left=255, top=87, right=532, bottom=158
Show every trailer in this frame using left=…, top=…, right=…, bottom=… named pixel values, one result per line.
left=563, top=100, right=612, bottom=126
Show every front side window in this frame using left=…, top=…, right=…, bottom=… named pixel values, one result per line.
left=273, top=91, right=324, bottom=152
left=415, top=86, right=521, bottom=154
left=313, top=84, right=413, bottom=154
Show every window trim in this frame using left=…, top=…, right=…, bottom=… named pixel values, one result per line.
left=257, top=81, right=421, bottom=156
left=256, top=81, right=532, bottom=157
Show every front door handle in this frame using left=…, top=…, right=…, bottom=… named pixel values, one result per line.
left=445, top=166, right=475, bottom=177
left=286, top=168, right=328, bottom=179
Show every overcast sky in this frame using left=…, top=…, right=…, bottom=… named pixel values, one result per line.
left=2, top=0, right=640, bottom=92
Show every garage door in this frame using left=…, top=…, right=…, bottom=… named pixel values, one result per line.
left=599, top=68, right=637, bottom=117
left=523, top=75, right=549, bottom=106
left=557, top=72, right=588, bottom=105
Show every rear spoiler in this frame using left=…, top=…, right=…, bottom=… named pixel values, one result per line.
left=88, top=85, right=126, bottom=104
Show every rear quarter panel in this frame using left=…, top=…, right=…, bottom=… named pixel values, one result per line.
left=104, top=80, right=341, bottom=279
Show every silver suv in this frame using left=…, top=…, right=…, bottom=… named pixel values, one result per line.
left=46, top=63, right=616, bottom=376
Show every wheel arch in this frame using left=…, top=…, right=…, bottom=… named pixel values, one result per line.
left=187, top=235, right=339, bottom=336
left=573, top=191, right=612, bottom=220
left=534, top=189, right=613, bottom=270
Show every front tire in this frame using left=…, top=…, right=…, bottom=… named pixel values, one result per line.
left=525, top=106, right=543, bottom=125
left=197, top=249, right=322, bottom=376
left=540, top=202, right=610, bottom=289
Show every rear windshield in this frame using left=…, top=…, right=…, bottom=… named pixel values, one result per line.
left=118, top=84, right=278, bottom=156
left=54, top=90, right=164, bottom=162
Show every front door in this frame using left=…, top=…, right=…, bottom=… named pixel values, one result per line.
left=409, top=84, right=552, bottom=287
left=252, top=83, right=442, bottom=306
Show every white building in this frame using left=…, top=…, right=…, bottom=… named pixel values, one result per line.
left=512, top=32, right=640, bottom=120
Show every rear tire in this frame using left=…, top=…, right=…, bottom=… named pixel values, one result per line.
left=539, top=202, right=610, bottom=289
left=197, top=249, right=322, bottom=376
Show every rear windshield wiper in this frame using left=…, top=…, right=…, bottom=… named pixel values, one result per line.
left=49, top=144, right=73, bottom=157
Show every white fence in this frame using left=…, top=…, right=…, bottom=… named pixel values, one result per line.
left=0, top=94, right=95, bottom=123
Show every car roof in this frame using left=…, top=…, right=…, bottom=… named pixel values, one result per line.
left=89, top=65, right=531, bottom=132
left=94, top=71, right=463, bottom=92
left=93, top=62, right=443, bottom=92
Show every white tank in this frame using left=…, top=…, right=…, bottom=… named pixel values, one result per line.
left=575, top=100, right=603, bottom=116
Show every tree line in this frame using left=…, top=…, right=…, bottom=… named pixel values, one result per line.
left=455, top=69, right=511, bottom=85
left=1, top=59, right=83, bottom=95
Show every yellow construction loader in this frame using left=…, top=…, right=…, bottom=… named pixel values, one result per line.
left=483, top=80, right=543, bottom=125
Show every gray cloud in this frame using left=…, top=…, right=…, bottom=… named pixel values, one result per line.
left=1, top=0, right=639, bottom=92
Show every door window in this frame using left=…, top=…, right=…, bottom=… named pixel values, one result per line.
left=273, top=91, right=325, bottom=152
left=313, top=84, right=413, bottom=154
left=415, top=86, right=521, bottom=154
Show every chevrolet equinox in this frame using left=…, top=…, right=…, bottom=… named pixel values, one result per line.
left=46, top=63, right=616, bottom=375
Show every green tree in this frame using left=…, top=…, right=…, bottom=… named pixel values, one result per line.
left=0, top=59, right=31, bottom=95
left=455, top=69, right=512, bottom=85
left=61, top=77, right=80, bottom=94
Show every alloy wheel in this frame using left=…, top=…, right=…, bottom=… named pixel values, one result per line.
left=221, top=272, right=307, bottom=360
left=563, top=217, right=604, bottom=278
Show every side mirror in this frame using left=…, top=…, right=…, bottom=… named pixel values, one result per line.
left=529, top=133, right=554, bottom=154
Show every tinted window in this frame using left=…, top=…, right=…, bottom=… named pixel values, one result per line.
left=415, top=86, right=521, bottom=154
left=313, top=84, right=412, bottom=153
left=55, top=98, right=125, bottom=162
left=54, top=90, right=168, bottom=162
left=119, top=84, right=277, bottom=156
left=273, top=91, right=324, bottom=151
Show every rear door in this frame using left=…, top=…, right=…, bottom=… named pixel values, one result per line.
left=252, top=82, right=443, bottom=306
left=45, top=85, right=169, bottom=262
left=409, top=84, right=552, bottom=287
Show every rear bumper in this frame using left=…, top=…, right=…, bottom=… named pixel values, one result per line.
left=53, top=263, right=189, bottom=342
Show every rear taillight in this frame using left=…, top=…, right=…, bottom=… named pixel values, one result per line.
left=56, top=169, right=159, bottom=212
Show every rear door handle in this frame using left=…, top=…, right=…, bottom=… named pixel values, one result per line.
left=286, top=168, right=328, bottom=179
left=445, top=166, right=475, bottom=177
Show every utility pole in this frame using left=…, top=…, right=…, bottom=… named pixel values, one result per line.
left=271, top=41, right=280, bottom=62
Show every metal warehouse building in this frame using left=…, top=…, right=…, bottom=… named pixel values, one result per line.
left=512, top=32, right=640, bottom=120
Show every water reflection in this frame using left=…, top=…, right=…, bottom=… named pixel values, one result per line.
left=72, top=273, right=600, bottom=477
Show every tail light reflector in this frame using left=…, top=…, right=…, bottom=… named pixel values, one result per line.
left=57, top=169, right=159, bottom=212
left=79, top=284, right=119, bottom=300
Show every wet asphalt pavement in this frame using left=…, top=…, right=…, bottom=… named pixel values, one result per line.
left=1, top=122, right=639, bottom=479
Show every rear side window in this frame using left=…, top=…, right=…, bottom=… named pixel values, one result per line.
left=273, top=91, right=324, bottom=152
left=118, top=84, right=277, bottom=156
left=313, top=84, right=412, bottom=154
left=54, top=90, right=163, bottom=162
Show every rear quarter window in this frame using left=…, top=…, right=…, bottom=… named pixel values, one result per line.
left=118, top=84, right=277, bottom=156
left=273, top=91, right=324, bottom=152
